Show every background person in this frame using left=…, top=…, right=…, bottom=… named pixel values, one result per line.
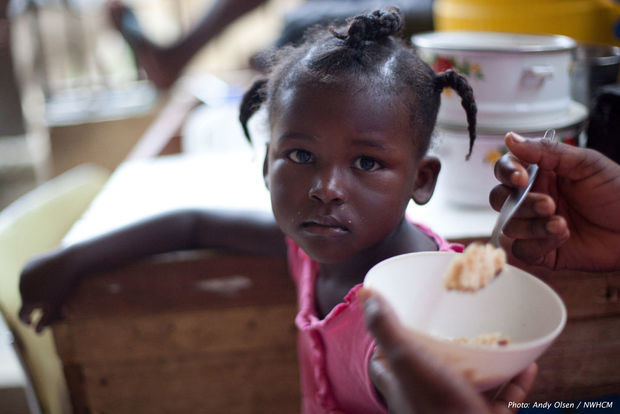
left=108, top=0, right=434, bottom=88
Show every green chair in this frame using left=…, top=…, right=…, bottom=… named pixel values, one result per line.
left=0, top=164, right=109, bottom=414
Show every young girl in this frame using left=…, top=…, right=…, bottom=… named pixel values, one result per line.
left=20, top=8, right=478, bottom=413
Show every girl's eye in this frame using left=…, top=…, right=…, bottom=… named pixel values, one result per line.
left=287, top=149, right=313, bottom=164
left=354, top=156, right=382, bottom=172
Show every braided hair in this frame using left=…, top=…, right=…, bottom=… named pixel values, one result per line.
left=434, top=70, right=477, bottom=159
left=239, top=7, right=477, bottom=160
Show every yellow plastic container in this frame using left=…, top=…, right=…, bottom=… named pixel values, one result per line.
left=434, top=0, right=620, bottom=45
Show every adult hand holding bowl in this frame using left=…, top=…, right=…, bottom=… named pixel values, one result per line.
left=363, top=251, right=566, bottom=391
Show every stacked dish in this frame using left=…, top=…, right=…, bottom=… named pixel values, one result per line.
left=412, top=31, right=588, bottom=207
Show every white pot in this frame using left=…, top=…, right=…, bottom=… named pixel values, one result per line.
left=412, top=31, right=577, bottom=128
left=435, top=112, right=586, bottom=207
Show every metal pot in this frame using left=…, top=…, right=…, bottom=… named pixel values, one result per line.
left=571, top=43, right=620, bottom=109
left=412, top=31, right=577, bottom=129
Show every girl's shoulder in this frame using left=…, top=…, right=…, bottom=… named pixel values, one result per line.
left=408, top=219, right=464, bottom=253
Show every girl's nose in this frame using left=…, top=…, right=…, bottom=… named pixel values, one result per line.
left=309, top=167, right=346, bottom=205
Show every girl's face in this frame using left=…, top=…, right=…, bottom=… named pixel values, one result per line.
left=266, top=80, right=429, bottom=264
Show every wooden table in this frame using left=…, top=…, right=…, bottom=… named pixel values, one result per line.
left=51, top=83, right=620, bottom=413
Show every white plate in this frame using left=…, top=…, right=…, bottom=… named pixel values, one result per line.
left=439, top=101, right=588, bottom=133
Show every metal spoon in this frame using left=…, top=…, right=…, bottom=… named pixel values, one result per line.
left=489, top=129, right=556, bottom=247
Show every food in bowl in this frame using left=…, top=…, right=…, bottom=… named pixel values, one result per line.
left=453, top=332, right=510, bottom=346
left=443, top=243, right=506, bottom=291
left=363, top=251, right=566, bottom=390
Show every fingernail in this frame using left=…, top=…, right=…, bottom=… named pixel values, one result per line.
left=546, top=218, right=564, bottom=234
left=535, top=200, right=553, bottom=215
left=362, top=295, right=381, bottom=317
left=511, top=170, right=521, bottom=186
left=357, top=287, right=371, bottom=304
left=511, top=133, right=526, bottom=143
left=374, top=346, right=386, bottom=360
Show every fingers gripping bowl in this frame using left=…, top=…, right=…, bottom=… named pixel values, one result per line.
left=363, top=251, right=566, bottom=391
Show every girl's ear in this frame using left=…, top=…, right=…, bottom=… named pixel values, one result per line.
left=262, top=144, right=270, bottom=190
left=411, top=156, right=440, bottom=205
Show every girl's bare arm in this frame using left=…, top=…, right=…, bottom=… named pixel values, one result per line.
left=19, top=208, right=285, bottom=331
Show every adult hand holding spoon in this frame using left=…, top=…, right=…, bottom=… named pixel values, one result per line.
left=489, top=131, right=620, bottom=272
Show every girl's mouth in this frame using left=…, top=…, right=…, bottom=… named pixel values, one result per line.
left=301, top=218, right=349, bottom=236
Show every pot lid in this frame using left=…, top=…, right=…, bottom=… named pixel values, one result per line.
left=575, top=43, right=620, bottom=65
left=412, top=31, right=577, bottom=53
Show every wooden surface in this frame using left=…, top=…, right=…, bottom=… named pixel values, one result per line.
left=125, top=89, right=199, bottom=160
left=53, top=252, right=300, bottom=414
left=517, top=263, right=620, bottom=401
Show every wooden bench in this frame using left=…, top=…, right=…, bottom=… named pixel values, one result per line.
left=53, top=252, right=300, bottom=413
left=522, top=265, right=620, bottom=401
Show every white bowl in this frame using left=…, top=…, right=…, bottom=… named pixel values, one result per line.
left=363, top=251, right=566, bottom=391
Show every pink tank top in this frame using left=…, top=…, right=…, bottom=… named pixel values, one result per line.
left=287, top=221, right=463, bottom=413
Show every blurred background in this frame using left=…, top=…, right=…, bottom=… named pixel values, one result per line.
left=0, top=0, right=294, bottom=209
left=2, top=0, right=619, bottom=210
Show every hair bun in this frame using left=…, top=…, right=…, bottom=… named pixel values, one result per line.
left=335, top=7, right=403, bottom=48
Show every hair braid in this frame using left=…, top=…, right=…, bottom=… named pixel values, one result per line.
left=331, top=7, right=403, bottom=49
left=435, top=70, right=477, bottom=160
left=239, top=78, right=268, bottom=142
